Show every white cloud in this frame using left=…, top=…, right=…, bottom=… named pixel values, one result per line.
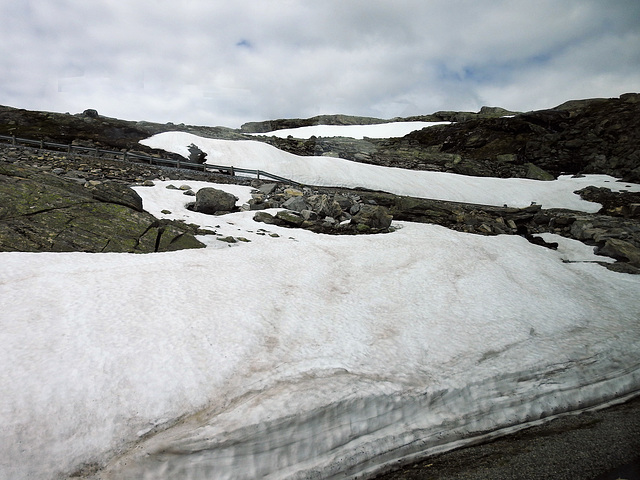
left=1, top=0, right=638, bottom=126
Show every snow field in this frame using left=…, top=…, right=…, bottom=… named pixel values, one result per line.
left=2, top=128, right=640, bottom=479
left=247, top=121, right=451, bottom=139
left=141, top=131, right=640, bottom=212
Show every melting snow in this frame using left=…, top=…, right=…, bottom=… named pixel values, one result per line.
left=2, top=130, right=640, bottom=480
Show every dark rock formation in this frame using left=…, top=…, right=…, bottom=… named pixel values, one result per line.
left=187, top=143, right=207, bottom=164
left=0, top=161, right=206, bottom=253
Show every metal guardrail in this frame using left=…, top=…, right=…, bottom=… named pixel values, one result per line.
left=0, top=134, right=301, bottom=185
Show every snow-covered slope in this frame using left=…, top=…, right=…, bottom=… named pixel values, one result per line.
left=2, top=128, right=640, bottom=480
left=141, top=131, right=640, bottom=212
left=248, top=121, right=450, bottom=139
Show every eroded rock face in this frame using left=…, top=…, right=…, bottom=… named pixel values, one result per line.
left=0, top=162, right=205, bottom=253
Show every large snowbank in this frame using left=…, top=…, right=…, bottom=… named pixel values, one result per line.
left=141, top=131, right=640, bottom=212
left=2, top=128, right=640, bottom=479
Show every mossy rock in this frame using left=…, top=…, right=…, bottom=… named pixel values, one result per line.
left=0, top=162, right=205, bottom=253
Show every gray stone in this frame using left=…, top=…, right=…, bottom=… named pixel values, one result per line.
left=275, top=210, right=305, bottom=226
left=90, top=182, right=144, bottom=212
left=351, top=204, right=393, bottom=230
left=194, top=187, right=238, bottom=214
left=258, top=183, right=278, bottom=195
left=217, top=236, right=237, bottom=243
left=307, top=194, right=343, bottom=218
left=497, top=154, right=518, bottom=163
left=333, top=194, right=353, bottom=210
left=597, top=238, right=640, bottom=266
left=253, top=211, right=277, bottom=224
left=282, top=196, right=308, bottom=212
left=301, top=209, right=318, bottom=221
left=525, top=163, right=555, bottom=181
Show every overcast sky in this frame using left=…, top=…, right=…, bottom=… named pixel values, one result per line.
left=2, top=1, right=639, bottom=128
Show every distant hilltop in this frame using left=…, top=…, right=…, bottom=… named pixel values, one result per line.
left=1, top=93, right=639, bottom=182
left=239, top=106, right=519, bottom=133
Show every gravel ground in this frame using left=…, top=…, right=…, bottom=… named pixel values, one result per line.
left=373, top=395, right=640, bottom=480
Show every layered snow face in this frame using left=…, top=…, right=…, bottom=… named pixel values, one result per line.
left=247, top=121, right=451, bottom=139
left=3, top=130, right=640, bottom=480
left=141, top=131, right=640, bottom=212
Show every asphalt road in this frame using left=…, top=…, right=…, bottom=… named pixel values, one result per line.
left=373, top=394, right=640, bottom=480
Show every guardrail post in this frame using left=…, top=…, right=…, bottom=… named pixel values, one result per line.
left=123, top=151, right=127, bottom=161
left=176, top=158, right=180, bottom=169
left=40, top=139, right=44, bottom=149
left=68, top=144, right=72, bottom=153
left=11, top=135, right=16, bottom=146
left=230, top=166, right=235, bottom=176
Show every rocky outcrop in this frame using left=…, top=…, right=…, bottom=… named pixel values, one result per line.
left=0, top=161, right=207, bottom=253
left=247, top=94, right=640, bottom=183
left=248, top=184, right=394, bottom=234
left=400, top=93, right=640, bottom=181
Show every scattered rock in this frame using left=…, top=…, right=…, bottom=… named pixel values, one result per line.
left=281, top=196, right=308, bottom=212
left=258, top=183, right=278, bottom=195
left=275, top=210, right=305, bottom=226
left=253, top=211, right=277, bottom=224
left=351, top=204, right=393, bottom=230
left=217, top=236, right=237, bottom=243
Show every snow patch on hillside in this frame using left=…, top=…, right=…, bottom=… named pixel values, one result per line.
left=248, top=121, right=450, bottom=139
left=141, top=131, right=640, bottom=212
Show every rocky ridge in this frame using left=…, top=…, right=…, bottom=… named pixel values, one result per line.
left=248, top=93, right=640, bottom=182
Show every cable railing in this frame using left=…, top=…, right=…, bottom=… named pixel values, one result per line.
left=0, top=134, right=301, bottom=185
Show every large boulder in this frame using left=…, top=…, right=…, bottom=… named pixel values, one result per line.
left=194, top=187, right=238, bottom=214
left=0, top=162, right=205, bottom=253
